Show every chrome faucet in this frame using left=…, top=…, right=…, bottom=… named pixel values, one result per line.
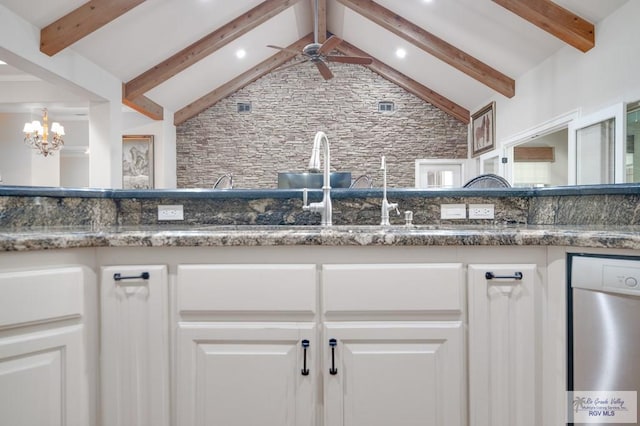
left=302, top=131, right=332, bottom=226
left=380, top=155, right=399, bottom=226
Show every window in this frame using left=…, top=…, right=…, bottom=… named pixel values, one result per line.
left=378, top=101, right=394, bottom=113
left=237, top=102, right=251, bottom=113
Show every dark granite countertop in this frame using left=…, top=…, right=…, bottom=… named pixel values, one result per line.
left=1, top=224, right=639, bottom=252
left=1, top=183, right=640, bottom=199
left=2, top=184, right=639, bottom=252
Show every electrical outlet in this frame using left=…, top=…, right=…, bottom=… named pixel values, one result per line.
left=469, top=204, right=494, bottom=219
left=441, top=204, right=467, bottom=219
left=158, top=205, right=184, bottom=221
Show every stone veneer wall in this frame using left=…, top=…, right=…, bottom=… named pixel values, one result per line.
left=176, top=59, right=468, bottom=189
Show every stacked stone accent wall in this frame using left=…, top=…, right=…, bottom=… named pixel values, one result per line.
left=176, top=60, right=468, bottom=189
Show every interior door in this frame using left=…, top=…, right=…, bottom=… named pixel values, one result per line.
left=568, top=103, right=626, bottom=184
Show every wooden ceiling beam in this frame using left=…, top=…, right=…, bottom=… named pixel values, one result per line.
left=125, top=0, right=299, bottom=100
left=174, top=35, right=313, bottom=125
left=122, top=84, right=164, bottom=121
left=492, top=0, right=594, bottom=52
left=336, top=40, right=469, bottom=123
left=336, top=0, right=515, bottom=98
left=316, top=0, right=327, bottom=43
left=40, top=0, right=146, bottom=56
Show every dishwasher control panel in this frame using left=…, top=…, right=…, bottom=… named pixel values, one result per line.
left=604, top=265, right=640, bottom=290
left=571, top=254, right=640, bottom=296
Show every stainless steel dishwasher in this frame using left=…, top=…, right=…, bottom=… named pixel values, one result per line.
left=568, top=253, right=640, bottom=425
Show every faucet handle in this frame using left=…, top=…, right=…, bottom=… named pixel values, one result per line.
left=404, top=210, right=413, bottom=225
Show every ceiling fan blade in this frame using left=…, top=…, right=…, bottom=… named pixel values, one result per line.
left=325, top=55, right=373, bottom=65
left=266, top=44, right=302, bottom=55
left=317, top=35, right=343, bottom=55
left=314, top=60, right=334, bottom=80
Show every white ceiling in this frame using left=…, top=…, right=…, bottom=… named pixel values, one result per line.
left=0, top=0, right=630, bottom=121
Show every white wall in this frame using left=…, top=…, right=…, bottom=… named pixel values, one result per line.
left=0, top=113, right=34, bottom=185
left=60, top=120, right=90, bottom=187
left=60, top=156, right=89, bottom=187
left=492, top=0, right=640, bottom=147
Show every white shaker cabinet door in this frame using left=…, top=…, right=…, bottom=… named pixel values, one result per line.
left=468, top=264, right=539, bottom=426
left=100, top=265, right=170, bottom=426
left=324, top=322, right=465, bottom=426
left=0, top=266, right=93, bottom=426
left=0, top=325, right=88, bottom=426
left=177, top=322, right=317, bottom=426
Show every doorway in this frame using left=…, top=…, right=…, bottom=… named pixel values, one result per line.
left=511, top=129, right=568, bottom=187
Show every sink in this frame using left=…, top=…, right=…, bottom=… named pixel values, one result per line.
left=277, top=172, right=352, bottom=189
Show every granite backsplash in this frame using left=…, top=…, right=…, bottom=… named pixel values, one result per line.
left=1, top=185, right=639, bottom=230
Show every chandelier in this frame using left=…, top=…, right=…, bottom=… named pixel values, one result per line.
left=23, top=108, right=65, bottom=157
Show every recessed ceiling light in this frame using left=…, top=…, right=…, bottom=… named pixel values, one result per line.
left=423, top=0, right=434, bottom=3
left=396, top=48, right=407, bottom=59
left=236, top=49, right=246, bottom=59
left=0, top=60, right=6, bottom=65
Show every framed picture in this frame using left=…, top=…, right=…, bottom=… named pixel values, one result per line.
left=471, top=102, right=495, bottom=157
left=122, top=135, right=154, bottom=189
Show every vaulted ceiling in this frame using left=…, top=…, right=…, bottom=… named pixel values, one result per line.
left=0, top=0, right=630, bottom=126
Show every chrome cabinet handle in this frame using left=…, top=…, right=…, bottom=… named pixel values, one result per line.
left=485, top=271, right=523, bottom=280
left=301, top=340, right=310, bottom=376
left=329, top=338, right=338, bottom=375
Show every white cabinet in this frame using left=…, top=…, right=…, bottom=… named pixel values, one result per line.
left=467, top=264, right=539, bottom=426
left=175, top=262, right=465, bottom=426
left=322, top=264, right=466, bottom=426
left=324, top=322, right=464, bottom=426
left=0, top=266, right=95, bottom=426
left=177, top=323, right=316, bottom=426
left=176, top=264, right=318, bottom=426
left=100, top=265, right=170, bottom=426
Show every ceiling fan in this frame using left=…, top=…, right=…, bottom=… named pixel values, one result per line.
left=267, top=0, right=373, bottom=80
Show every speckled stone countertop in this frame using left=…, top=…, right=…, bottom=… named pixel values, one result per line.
left=1, top=224, right=639, bottom=252
left=1, top=184, right=639, bottom=252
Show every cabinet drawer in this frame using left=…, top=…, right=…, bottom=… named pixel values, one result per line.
left=322, top=264, right=463, bottom=316
left=0, top=267, right=85, bottom=329
left=177, top=264, right=316, bottom=314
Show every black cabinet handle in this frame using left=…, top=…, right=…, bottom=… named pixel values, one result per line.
left=485, top=271, right=523, bottom=280
left=113, top=272, right=150, bottom=281
left=301, top=340, right=310, bottom=376
left=329, top=338, right=338, bottom=375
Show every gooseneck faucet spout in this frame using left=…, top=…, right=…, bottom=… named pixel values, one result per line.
left=380, top=155, right=399, bottom=226
left=302, top=131, right=332, bottom=226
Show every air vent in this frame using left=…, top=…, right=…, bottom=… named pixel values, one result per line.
left=378, top=101, right=394, bottom=113
left=237, top=102, right=252, bottom=113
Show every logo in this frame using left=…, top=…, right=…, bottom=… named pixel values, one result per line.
left=567, top=391, right=637, bottom=423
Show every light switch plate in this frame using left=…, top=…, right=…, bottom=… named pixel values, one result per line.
left=441, top=204, right=466, bottom=219
left=469, top=204, right=494, bottom=219
left=158, top=205, right=184, bottom=221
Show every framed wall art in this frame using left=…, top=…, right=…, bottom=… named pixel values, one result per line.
left=122, top=135, right=154, bottom=189
left=471, top=102, right=495, bottom=157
